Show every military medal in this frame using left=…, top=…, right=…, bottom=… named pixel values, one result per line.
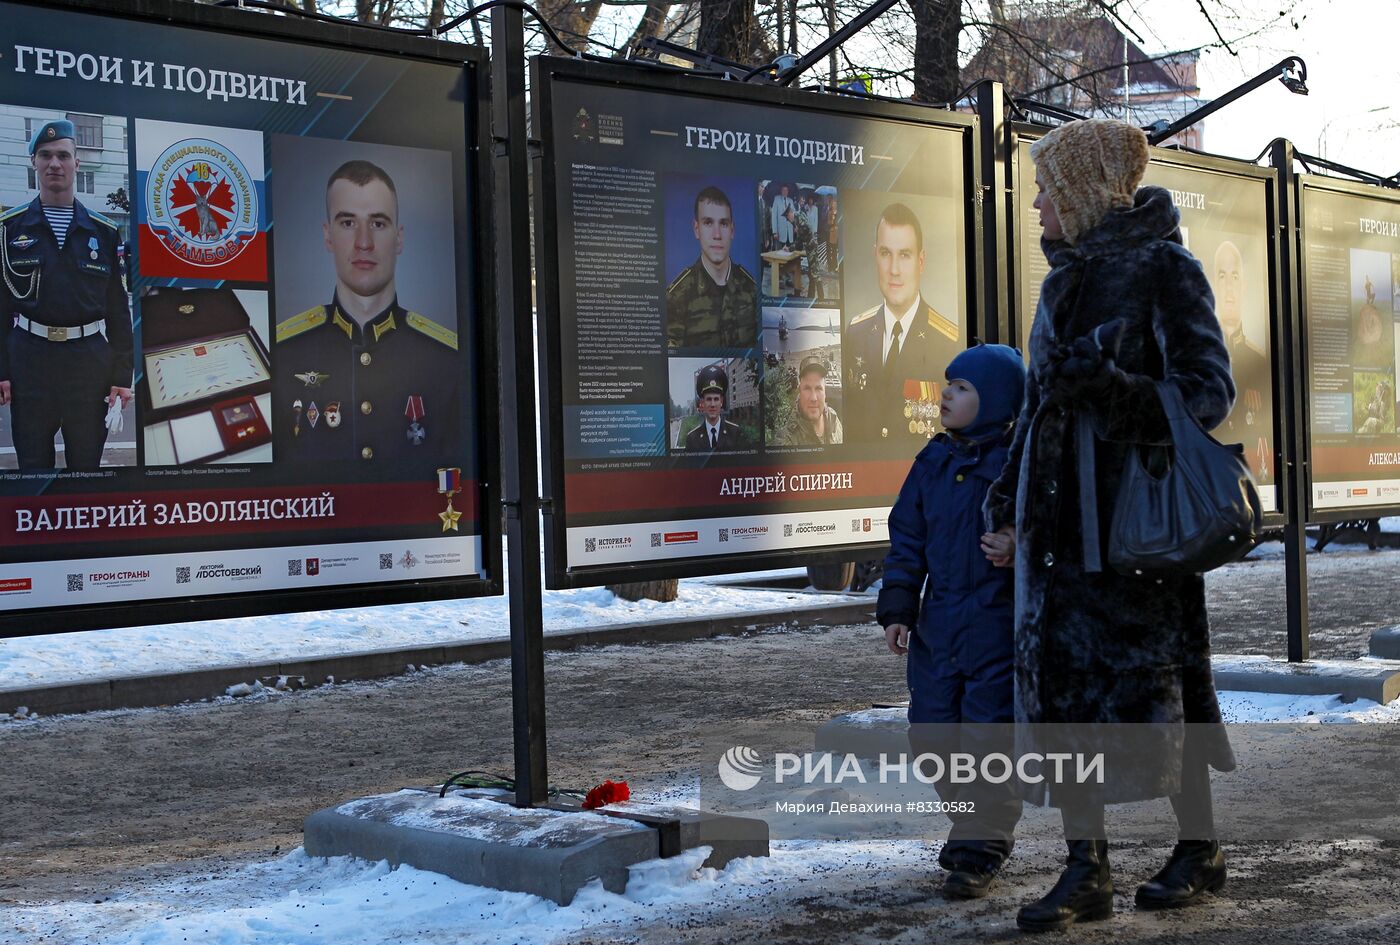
left=88, top=236, right=99, bottom=261
left=295, top=371, right=330, bottom=387
left=437, top=466, right=462, bottom=532
left=909, top=420, right=919, bottom=434
left=405, top=395, right=426, bottom=445
left=292, top=399, right=303, bottom=437
left=325, top=401, right=341, bottom=429
left=306, top=401, right=320, bottom=429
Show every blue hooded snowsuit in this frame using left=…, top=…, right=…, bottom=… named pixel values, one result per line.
left=877, top=342, right=1026, bottom=869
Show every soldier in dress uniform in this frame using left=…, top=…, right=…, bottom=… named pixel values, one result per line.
left=683, top=363, right=742, bottom=452
left=0, top=119, right=133, bottom=470
left=667, top=185, right=758, bottom=349
left=274, top=159, right=460, bottom=466
left=1211, top=240, right=1272, bottom=461
left=844, top=203, right=960, bottom=444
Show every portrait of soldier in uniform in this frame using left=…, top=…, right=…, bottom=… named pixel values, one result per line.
left=274, top=159, right=460, bottom=465
left=844, top=202, right=959, bottom=443
left=683, top=363, right=743, bottom=452
left=0, top=119, right=133, bottom=470
left=1211, top=239, right=1271, bottom=451
left=772, top=355, right=843, bottom=447
left=666, top=185, right=758, bottom=349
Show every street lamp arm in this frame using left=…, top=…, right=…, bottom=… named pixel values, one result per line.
left=1144, top=56, right=1308, bottom=146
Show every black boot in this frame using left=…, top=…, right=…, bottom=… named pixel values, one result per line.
left=1016, top=839, right=1114, bottom=933
left=1134, top=840, right=1226, bottom=909
left=943, top=855, right=1002, bottom=900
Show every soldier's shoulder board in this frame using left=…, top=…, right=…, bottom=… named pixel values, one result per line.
left=848, top=304, right=880, bottom=326
left=1243, top=336, right=1266, bottom=358
left=924, top=303, right=958, bottom=341
left=89, top=210, right=120, bottom=231
left=732, top=263, right=757, bottom=288
left=0, top=204, right=26, bottom=223
left=407, top=311, right=458, bottom=351
left=276, top=306, right=328, bottom=343
left=668, top=266, right=694, bottom=294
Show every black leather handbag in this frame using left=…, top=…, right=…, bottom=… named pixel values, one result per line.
left=1107, top=381, right=1262, bottom=575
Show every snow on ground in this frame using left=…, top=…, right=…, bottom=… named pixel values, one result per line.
left=0, top=568, right=861, bottom=690
left=3, top=838, right=933, bottom=945
left=1218, top=688, right=1400, bottom=723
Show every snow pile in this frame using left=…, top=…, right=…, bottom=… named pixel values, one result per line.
left=3, top=839, right=927, bottom=945
left=0, top=569, right=860, bottom=690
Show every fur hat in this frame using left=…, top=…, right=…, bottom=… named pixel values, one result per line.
left=1030, top=119, right=1149, bottom=244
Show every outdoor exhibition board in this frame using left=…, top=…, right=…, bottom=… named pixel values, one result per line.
left=0, top=0, right=499, bottom=634
left=532, top=57, right=981, bottom=585
left=1010, top=131, right=1284, bottom=516
left=1297, top=174, right=1400, bottom=513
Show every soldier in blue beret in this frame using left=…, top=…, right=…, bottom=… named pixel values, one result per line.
left=0, top=118, right=133, bottom=470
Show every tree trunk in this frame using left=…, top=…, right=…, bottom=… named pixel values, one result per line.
left=608, top=580, right=680, bottom=602
left=623, top=0, right=672, bottom=54
left=910, top=0, right=961, bottom=103
left=697, top=0, right=756, bottom=62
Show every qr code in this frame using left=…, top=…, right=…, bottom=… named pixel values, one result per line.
left=66, top=573, right=83, bottom=592
left=852, top=519, right=861, bottom=533
left=585, top=537, right=597, bottom=553
left=650, top=532, right=662, bottom=548
left=784, top=524, right=794, bottom=537
left=176, top=566, right=191, bottom=584
left=379, top=553, right=393, bottom=570
left=718, top=528, right=729, bottom=542
left=287, top=559, right=302, bottom=576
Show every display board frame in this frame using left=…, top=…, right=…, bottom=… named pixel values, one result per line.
left=0, top=0, right=502, bottom=637
left=531, top=56, right=984, bottom=588
left=1295, top=171, right=1400, bottom=522
left=1006, top=122, right=1290, bottom=528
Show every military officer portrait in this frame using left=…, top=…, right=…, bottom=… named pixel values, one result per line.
left=273, top=157, right=460, bottom=466
left=681, top=363, right=744, bottom=452
left=665, top=180, right=759, bottom=350
left=0, top=119, right=134, bottom=471
left=1209, top=239, right=1272, bottom=465
left=843, top=201, right=961, bottom=444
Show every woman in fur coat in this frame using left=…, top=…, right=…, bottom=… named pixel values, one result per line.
left=982, top=118, right=1237, bottom=933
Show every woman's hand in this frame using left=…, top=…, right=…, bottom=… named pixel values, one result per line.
left=981, top=526, right=1016, bottom=567
left=885, top=624, right=910, bottom=655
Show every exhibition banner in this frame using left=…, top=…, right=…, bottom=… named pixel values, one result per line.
left=1013, top=136, right=1281, bottom=514
left=1298, top=176, right=1400, bottom=512
left=532, top=58, right=979, bottom=583
left=0, top=0, right=497, bottom=631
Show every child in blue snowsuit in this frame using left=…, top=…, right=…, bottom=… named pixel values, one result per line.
left=878, top=342, right=1026, bottom=900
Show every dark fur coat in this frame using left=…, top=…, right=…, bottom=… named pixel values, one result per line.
left=984, top=186, right=1237, bottom=805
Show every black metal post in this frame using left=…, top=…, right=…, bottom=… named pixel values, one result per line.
left=975, top=80, right=1008, bottom=345
left=1271, top=137, right=1310, bottom=662
left=492, top=5, right=549, bottom=804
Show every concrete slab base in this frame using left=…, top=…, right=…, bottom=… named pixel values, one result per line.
left=552, top=799, right=770, bottom=869
left=304, top=788, right=770, bottom=904
left=815, top=706, right=910, bottom=758
left=1369, top=626, right=1400, bottom=660
left=1212, top=655, right=1400, bottom=704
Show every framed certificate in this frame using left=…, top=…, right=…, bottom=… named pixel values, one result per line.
left=145, top=333, right=271, bottom=412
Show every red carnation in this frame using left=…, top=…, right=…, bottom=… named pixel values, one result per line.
left=582, top=779, right=630, bottom=809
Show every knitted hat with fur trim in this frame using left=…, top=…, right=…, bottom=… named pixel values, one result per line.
left=1030, top=118, right=1150, bottom=244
